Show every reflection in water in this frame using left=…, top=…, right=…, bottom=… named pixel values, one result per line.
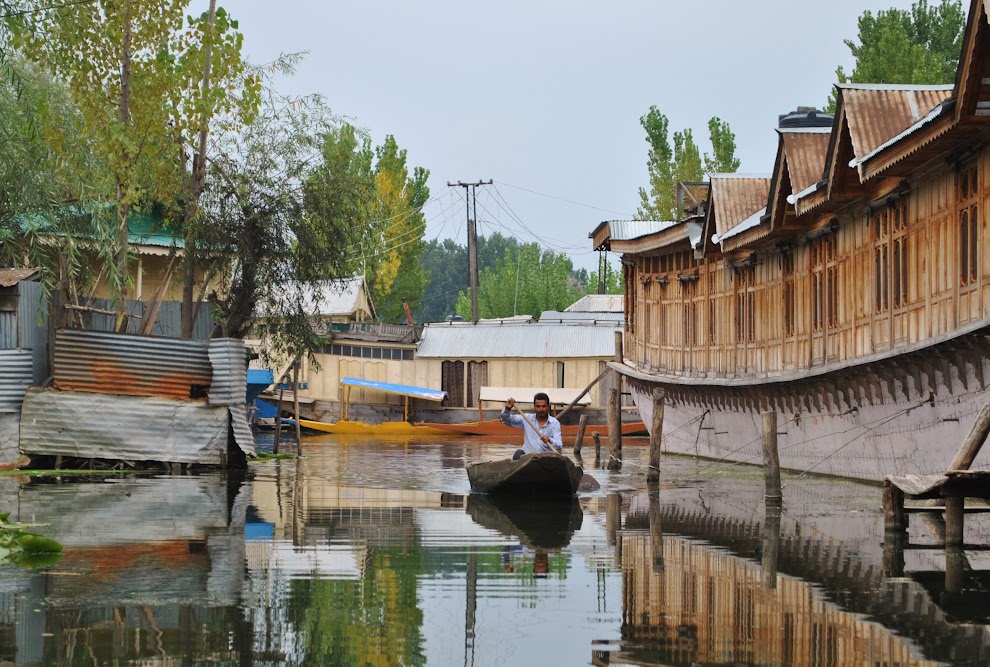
left=0, top=439, right=988, bottom=665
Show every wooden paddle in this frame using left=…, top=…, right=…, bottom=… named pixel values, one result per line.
left=511, top=404, right=561, bottom=456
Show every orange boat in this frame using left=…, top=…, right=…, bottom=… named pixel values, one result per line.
left=416, top=419, right=647, bottom=438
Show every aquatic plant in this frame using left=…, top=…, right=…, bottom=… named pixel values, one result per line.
left=0, top=511, right=63, bottom=568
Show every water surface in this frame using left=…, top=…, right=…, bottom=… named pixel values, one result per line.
left=1, top=435, right=989, bottom=666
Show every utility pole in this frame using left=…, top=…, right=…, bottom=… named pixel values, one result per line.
left=448, top=180, right=492, bottom=322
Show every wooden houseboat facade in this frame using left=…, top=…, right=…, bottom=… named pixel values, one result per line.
left=595, top=0, right=990, bottom=481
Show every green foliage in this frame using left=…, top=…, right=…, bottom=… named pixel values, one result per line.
left=636, top=107, right=739, bottom=220
left=417, top=238, right=466, bottom=321
left=201, top=89, right=359, bottom=360
left=455, top=242, right=585, bottom=319
left=825, top=0, right=965, bottom=112
left=587, top=258, right=623, bottom=295
left=291, top=548, right=425, bottom=666
left=0, top=511, right=63, bottom=569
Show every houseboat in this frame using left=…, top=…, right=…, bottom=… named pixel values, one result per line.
left=593, top=0, right=990, bottom=481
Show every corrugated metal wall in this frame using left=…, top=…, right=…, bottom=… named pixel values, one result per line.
left=0, top=349, right=33, bottom=413
left=208, top=339, right=248, bottom=406
left=84, top=298, right=214, bottom=340
left=0, top=312, right=15, bottom=349
left=53, top=329, right=212, bottom=401
left=17, top=281, right=49, bottom=384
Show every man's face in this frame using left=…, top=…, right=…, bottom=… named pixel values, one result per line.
left=534, top=399, right=550, bottom=420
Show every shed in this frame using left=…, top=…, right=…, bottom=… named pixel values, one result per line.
left=0, top=268, right=48, bottom=385
left=416, top=321, right=622, bottom=408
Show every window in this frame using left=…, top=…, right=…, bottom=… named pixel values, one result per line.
left=682, top=279, right=698, bottom=346
left=441, top=360, right=465, bottom=407
left=872, top=201, right=908, bottom=313
left=707, top=271, right=717, bottom=345
left=960, top=165, right=979, bottom=286
left=555, top=361, right=565, bottom=388
left=735, top=266, right=755, bottom=343
left=781, top=251, right=795, bottom=336
left=811, top=235, right=838, bottom=331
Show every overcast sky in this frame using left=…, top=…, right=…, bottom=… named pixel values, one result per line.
left=229, top=0, right=911, bottom=272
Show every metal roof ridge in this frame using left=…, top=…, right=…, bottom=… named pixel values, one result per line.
left=709, top=172, right=772, bottom=179
left=848, top=100, right=950, bottom=168
left=712, top=206, right=766, bottom=244
left=836, top=82, right=955, bottom=91
left=778, top=127, right=832, bottom=134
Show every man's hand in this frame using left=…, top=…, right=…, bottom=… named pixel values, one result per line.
left=540, top=434, right=551, bottom=445
left=505, top=397, right=515, bottom=411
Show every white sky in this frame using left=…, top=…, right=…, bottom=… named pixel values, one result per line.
left=230, top=0, right=911, bottom=271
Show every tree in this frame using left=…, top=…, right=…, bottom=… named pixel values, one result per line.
left=15, top=0, right=257, bottom=332
left=417, top=238, right=466, bottom=322
left=826, top=0, right=965, bottom=112
left=455, top=243, right=584, bottom=318
left=636, top=107, right=739, bottom=220
left=587, top=258, right=623, bottom=295
left=200, top=90, right=360, bottom=360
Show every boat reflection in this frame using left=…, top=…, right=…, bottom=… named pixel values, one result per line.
left=465, top=494, right=583, bottom=550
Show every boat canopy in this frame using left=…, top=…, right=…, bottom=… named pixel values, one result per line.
left=340, top=377, right=447, bottom=402
left=479, top=387, right=592, bottom=406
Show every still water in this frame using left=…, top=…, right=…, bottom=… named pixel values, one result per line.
left=2, top=435, right=990, bottom=666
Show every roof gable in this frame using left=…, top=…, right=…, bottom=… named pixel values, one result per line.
left=709, top=174, right=771, bottom=239
left=955, top=0, right=990, bottom=120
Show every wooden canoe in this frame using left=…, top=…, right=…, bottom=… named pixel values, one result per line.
left=466, top=453, right=584, bottom=497
left=418, top=419, right=648, bottom=438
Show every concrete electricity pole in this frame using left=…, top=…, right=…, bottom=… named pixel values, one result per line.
left=447, top=180, right=492, bottom=322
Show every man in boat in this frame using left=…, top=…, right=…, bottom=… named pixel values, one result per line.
left=502, top=393, right=563, bottom=460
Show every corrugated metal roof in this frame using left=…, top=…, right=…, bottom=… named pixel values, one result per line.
left=539, top=310, right=623, bottom=324
left=709, top=174, right=771, bottom=238
left=417, top=322, right=618, bottom=359
left=0, top=349, right=32, bottom=413
left=564, top=294, right=624, bottom=313
left=18, top=388, right=231, bottom=464
left=600, top=220, right=677, bottom=242
left=713, top=206, right=766, bottom=244
left=0, top=268, right=38, bottom=288
left=54, top=329, right=212, bottom=401
left=781, top=130, right=831, bottom=192
left=839, top=84, right=953, bottom=159
left=208, top=339, right=248, bottom=406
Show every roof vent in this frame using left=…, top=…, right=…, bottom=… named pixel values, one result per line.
left=778, top=107, right=833, bottom=129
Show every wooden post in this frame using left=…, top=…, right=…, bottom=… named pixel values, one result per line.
left=945, top=495, right=964, bottom=547
left=273, top=384, right=285, bottom=455
left=882, top=526, right=906, bottom=578
left=592, top=432, right=601, bottom=467
left=946, top=395, right=990, bottom=471
left=614, top=330, right=623, bottom=363
left=574, top=414, right=589, bottom=455
left=882, top=479, right=906, bottom=531
left=761, top=411, right=781, bottom=500
left=606, top=492, right=622, bottom=566
left=648, top=490, right=664, bottom=574
left=607, top=384, right=622, bottom=455
left=945, top=546, right=965, bottom=595
left=761, top=501, right=782, bottom=589
left=292, top=358, right=302, bottom=452
left=647, top=391, right=664, bottom=483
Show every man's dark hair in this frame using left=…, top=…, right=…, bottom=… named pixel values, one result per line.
left=533, top=392, right=550, bottom=404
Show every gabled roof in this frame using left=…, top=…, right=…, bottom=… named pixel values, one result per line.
left=0, top=268, right=39, bottom=287
left=295, top=277, right=376, bottom=319
left=708, top=174, right=771, bottom=240
left=782, top=129, right=831, bottom=193
left=954, top=0, right=990, bottom=121
left=838, top=84, right=954, bottom=160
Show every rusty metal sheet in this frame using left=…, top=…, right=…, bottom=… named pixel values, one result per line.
left=0, top=268, right=38, bottom=288
left=709, top=174, right=771, bottom=238
left=782, top=130, right=831, bottom=193
left=53, top=329, right=212, bottom=401
left=840, top=84, right=953, bottom=159
left=208, top=338, right=248, bottom=406
left=18, top=388, right=229, bottom=464
left=0, top=349, right=32, bottom=413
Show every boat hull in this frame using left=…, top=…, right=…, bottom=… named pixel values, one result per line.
left=624, top=342, right=990, bottom=482
left=467, top=453, right=584, bottom=496
left=297, top=419, right=454, bottom=437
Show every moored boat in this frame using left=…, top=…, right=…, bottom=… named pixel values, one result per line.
left=467, top=453, right=584, bottom=496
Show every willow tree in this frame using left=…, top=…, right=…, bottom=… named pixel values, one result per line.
left=15, top=0, right=257, bottom=333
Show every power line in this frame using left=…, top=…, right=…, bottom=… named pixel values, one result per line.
left=497, top=179, right=635, bottom=218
